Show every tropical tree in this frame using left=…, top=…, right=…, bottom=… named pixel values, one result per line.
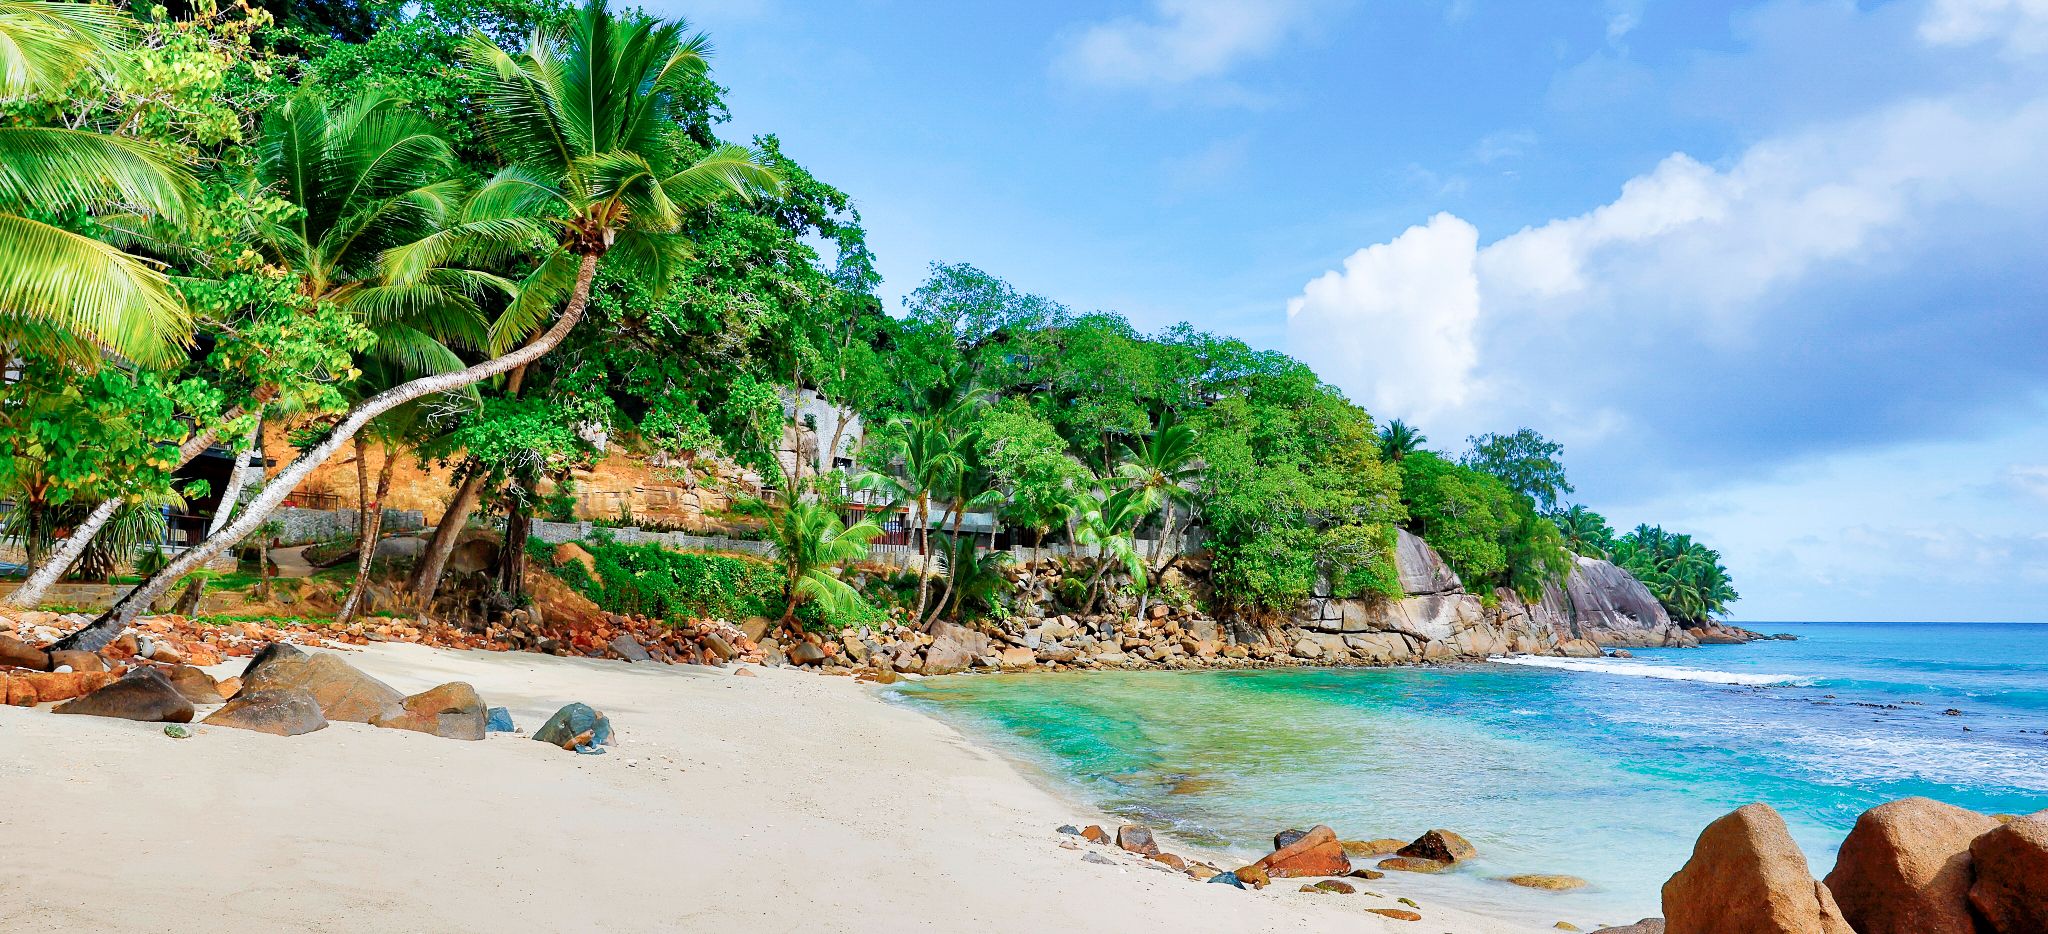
left=1115, top=413, right=1200, bottom=576
left=1552, top=504, right=1615, bottom=559
left=1611, top=525, right=1739, bottom=624
left=49, top=0, right=777, bottom=651
left=1067, top=482, right=1152, bottom=616
left=1463, top=428, right=1574, bottom=512
left=771, top=498, right=883, bottom=629
left=1376, top=418, right=1426, bottom=462
left=858, top=412, right=965, bottom=627
left=0, top=1, right=193, bottom=365
left=937, top=531, right=1012, bottom=621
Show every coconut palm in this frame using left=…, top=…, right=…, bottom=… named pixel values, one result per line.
left=0, top=2, right=192, bottom=366
left=858, top=412, right=967, bottom=627
left=1115, top=413, right=1200, bottom=576
left=937, top=531, right=1012, bottom=621
left=51, top=0, right=778, bottom=651
left=1068, top=482, right=1152, bottom=616
left=1376, top=418, right=1426, bottom=462
left=772, top=498, right=883, bottom=628
left=1551, top=504, right=1615, bottom=560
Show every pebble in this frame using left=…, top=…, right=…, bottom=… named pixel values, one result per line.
left=1082, top=852, right=1116, bottom=865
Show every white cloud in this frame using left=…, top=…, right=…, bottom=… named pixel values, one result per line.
left=1055, top=0, right=1318, bottom=88
left=1919, top=0, right=2048, bottom=54
left=1285, top=213, right=1482, bottom=421
left=1606, top=0, right=1644, bottom=44
left=2007, top=464, right=2048, bottom=503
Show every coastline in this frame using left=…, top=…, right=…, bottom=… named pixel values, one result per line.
left=0, top=641, right=1553, bottom=934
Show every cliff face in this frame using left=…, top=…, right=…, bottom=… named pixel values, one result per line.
left=1294, top=530, right=1695, bottom=662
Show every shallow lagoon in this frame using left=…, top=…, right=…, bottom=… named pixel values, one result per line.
left=894, top=622, right=2048, bottom=923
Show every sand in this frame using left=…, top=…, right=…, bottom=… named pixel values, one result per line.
left=0, top=643, right=1556, bottom=933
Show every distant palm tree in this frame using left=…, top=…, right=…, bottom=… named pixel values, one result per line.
left=1116, top=413, right=1200, bottom=576
left=1377, top=419, right=1427, bottom=462
left=773, top=499, right=884, bottom=628
left=938, top=531, right=1012, bottom=621
left=1552, top=504, right=1615, bottom=559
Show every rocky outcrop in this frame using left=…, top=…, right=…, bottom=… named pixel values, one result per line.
left=1823, top=797, right=1997, bottom=934
left=1252, top=825, right=1350, bottom=878
left=239, top=643, right=404, bottom=724
left=1661, top=803, right=1854, bottom=934
left=51, top=667, right=195, bottom=723
left=204, top=688, right=329, bottom=736
left=372, top=681, right=488, bottom=741
left=1296, top=530, right=1692, bottom=662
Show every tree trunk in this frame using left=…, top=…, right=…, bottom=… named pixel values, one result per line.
left=410, top=467, right=488, bottom=618
left=338, top=439, right=399, bottom=623
left=924, top=497, right=969, bottom=627
left=204, top=422, right=262, bottom=537
left=496, top=484, right=530, bottom=602
left=335, top=437, right=375, bottom=623
left=911, top=492, right=933, bottom=629
left=3, top=405, right=250, bottom=609
left=49, top=251, right=602, bottom=653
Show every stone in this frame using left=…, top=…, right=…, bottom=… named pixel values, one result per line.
left=923, top=623, right=992, bottom=675
left=1343, top=838, right=1409, bottom=858
left=1291, top=637, right=1323, bottom=658
left=23, top=669, right=118, bottom=703
left=1398, top=828, right=1478, bottom=863
left=1301, top=880, right=1354, bottom=894
left=1366, top=908, right=1423, bottom=921
left=104, top=631, right=140, bottom=661
left=1556, top=924, right=1581, bottom=932
left=214, top=676, right=241, bottom=699
left=163, top=724, right=190, bottom=739
left=1274, top=828, right=1309, bottom=850
left=997, top=646, right=1036, bottom=669
left=1968, top=810, right=2048, bottom=934
left=1149, top=852, right=1187, bottom=870
left=1661, top=803, right=1855, bottom=934
left=239, top=643, right=404, bottom=723
left=1822, top=796, right=1998, bottom=934
left=1233, top=865, right=1271, bottom=889
left=1207, top=871, right=1245, bottom=889
left=1591, top=921, right=1666, bottom=934
left=1557, top=638, right=1603, bottom=658
left=1347, top=868, right=1386, bottom=879
left=47, top=649, right=106, bottom=672
left=147, top=642, right=186, bottom=665
left=164, top=665, right=225, bottom=704
left=52, top=667, right=194, bottom=723
left=1378, top=856, right=1452, bottom=874
left=608, top=634, right=651, bottom=662
left=1056, top=825, right=1080, bottom=835
left=0, top=634, right=50, bottom=671
left=787, top=641, right=827, bottom=666
left=1080, top=825, right=1109, bottom=845
left=551, top=541, right=596, bottom=577
left=1503, top=874, right=1590, bottom=891
left=533, top=702, right=614, bottom=751
left=1254, top=824, right=1351, bottom=878
left=203, top=688, right=329, bottom=736
left=485, top=706, right=516, bottom=732
left=3, top=674, right=36, bottom=706
left=1117, top=825, right=1160, bottom=856
left=373, top=682, right=487, bottom=741
left=1081, top=851, right=1116, bottom=866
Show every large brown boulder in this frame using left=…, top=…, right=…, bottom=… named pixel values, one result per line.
left=1823, top=797, right=1998, bottom=934
left=0, top=634, right=50, bottom=671
left=239, top=643, right=403, bottom=723
left=1969, top=810, right=2048, bottom=934
left=203, top=688, right=329, bottom=736
left=1398, top=828, right=1478, bottom=863
left=163, top=665, right=225, bottom=705
left=1591, top=922, right=1664, bottom=934
left=52, top=667, right=194, bottom=723
left=372, top=682, right=487, bottom=741
left=922, top=623, right=991, bottom=675
left=1661, top=803, right=1854, bottom=934
left=1253, top=824, right=1351, bottom=878
left=1117, top=825, right=1160, bottom=857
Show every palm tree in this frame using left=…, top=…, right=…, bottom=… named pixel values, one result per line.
left=1377, top=418, right=1426, bottom=462
left=772, top=498, right=883, bottom=629
left=938, top=531, right=1012, bottom=621
left=1115, top=413, right=1200, bottom=577
left=859, top=412, right=966, bottom=627
left=924, top=447, right=1004, bottom=627
left=1068, top=482, right=1152, bottom=616
left=1551, top=504, right=1614, bottom=559
left=51, top=0, right=778, bottom=651
left=0, top=1, right=192, bottom=366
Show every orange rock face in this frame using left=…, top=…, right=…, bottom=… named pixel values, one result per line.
left=23, top=670, right=120, bottom=703
left=1662, top=803, right=1855, bottom=934
left=1254, top=824, right=1351, bottom=878
left=1823, top=797, right=1998, bottom=934
left=1969, top=810, right=2048, bottom=934
left=1367, top=908, right=1422, bottom=921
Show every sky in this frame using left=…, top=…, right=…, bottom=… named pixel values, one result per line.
left=653, top=0, right=2048, bottom=623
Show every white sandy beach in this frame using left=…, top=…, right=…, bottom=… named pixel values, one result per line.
left=0, top=643, right=1555, bottom=933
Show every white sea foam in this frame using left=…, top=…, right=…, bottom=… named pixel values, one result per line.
left=1489, top=655, right=1814, bottom=686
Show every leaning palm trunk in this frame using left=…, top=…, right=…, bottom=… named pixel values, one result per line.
left=910, top=492, right=934, bottom=627
left=5, top=407, right=246, bottom=609
left=48, top=253, right=602, bottom=652
left=203, top=423, right=262, bottom=537
left=924, top=499, right=969, bottom=627
left=337, top=440, right=398, bottom=623
left=409, top=467, right=488, bottom=618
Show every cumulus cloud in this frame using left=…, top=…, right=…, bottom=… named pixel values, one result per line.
left=1286, top=214, right=1481, bottom=421
left=1055, top=0, right=1318, bottom=88
left=1287, top=91, right=2048, bottom=471
left=1919, top=0, right=2048, bottom=54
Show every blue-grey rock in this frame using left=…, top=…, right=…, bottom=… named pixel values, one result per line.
left=533, top=702, right=613, bottom=751
left=1208, top=871, right=1245, bottom=889
left=486, top=706, right=515, bottom=732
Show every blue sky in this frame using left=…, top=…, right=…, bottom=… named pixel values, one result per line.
left=658, top=0, right=2048, bottom=622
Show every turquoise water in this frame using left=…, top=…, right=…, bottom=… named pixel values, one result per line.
left=892, top=622, right=2048, bottom=924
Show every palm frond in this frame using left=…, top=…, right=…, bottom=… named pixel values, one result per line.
left=0, top=212, right=188, bottom=365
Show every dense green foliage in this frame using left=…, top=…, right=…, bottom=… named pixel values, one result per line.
left=0, top=0, right=1738, bottom=632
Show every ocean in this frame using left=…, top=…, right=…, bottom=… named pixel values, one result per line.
left=891, top=622, right=2048, bottom=926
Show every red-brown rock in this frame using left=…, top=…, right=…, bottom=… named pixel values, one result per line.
left=47, top=649, right=106, bottom=672
left=1378, top=856, right=1452, bottom=874
left=3, top=674, right=38, bottom=706
left=1367, top=908, right=1422, bottom=921
left=1080, top=825, right=1109, bottom=845
left=163, top=665, right=225, bottom=705
left=1398, top=828, right=1478, bottom=863
left=371, top=681, right=486, bottom=740
left=24, top=670, right=118, bottom=703
left=1254, top=824, right=1351, bottom=878
left=1661, top=803, right=1855, bottom=934
left=1969, top=809, right=2048, bottom=934
left=1117, top=824, right=1160, bottom=856
left=0, top=634, right=50, bottom=671
left=1823, top=796, right=1998, bottom=934
left=239, top=643, right=403, bottom=723
left=52, top=668, right=194, bottom=723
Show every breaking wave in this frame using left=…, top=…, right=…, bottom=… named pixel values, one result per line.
left=1489, top=655, right=1814, bottom=687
